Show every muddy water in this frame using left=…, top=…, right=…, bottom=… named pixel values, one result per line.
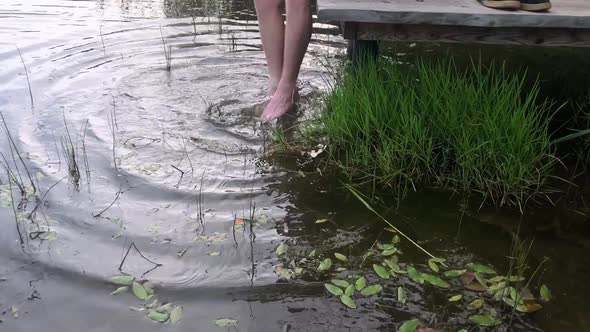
left=0, top=1, right=589, bottom=331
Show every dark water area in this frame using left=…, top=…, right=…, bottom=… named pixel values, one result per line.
left=0, top=0, right=588, bottom=331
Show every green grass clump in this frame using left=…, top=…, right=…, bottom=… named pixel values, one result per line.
left=322, top=58, right=554, bottom=207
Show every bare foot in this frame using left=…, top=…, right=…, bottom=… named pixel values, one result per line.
left=254, top=82, right=279, bottom=117
left=260, top=88, right=298, bottom=121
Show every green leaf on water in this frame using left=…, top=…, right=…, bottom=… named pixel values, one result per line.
left=147, top=310, right=169, bottom=323
left=355, top=277, right=366, bottom=291
left=345, top=284, right=355, bottom=297
left=392, top=235, right=400, bottom=244
left=407, top=266, right=424, bottom=284
left=318, top=258, right=333, bottom=271
left=214, top=318, right=238, bottom=327
left=469, top=314, right=501, bottom=327
left=147, top=298, right=160, bottom=309
left=111, top=275, right=135, bottom=285
left=132, top=282, right=148, bottom=301
left=169, top=306, right=182, bottom=324
left=382, top=248, right=398, bottom=256
left=360, top=284, right=383, bottom=296
left=373, top=264, right=389, bottom=279
left=398, top=318, right=421, bottom=332
left=467, top=298, right=484, bottom=310
left=110, top=286, right=128, bottom=295
left=428, top=259, right=439, bottom=273
left=398, top=286, right=407, bottom=304
left=457, top=329, right=468, bottom=332
left=276, top=242, right=286, bottom=256
left=294, top=267, right=303, bottom=275
left=422, top=273, right=450, bottom=288
left=384, top=259, right=400, bottom=271
left=331, top=279, right=350, bottom=288
left=444, top=269, right=467, bottom=278
left=208, top=251, right=221, bottom=256
left=315, top=219, right=328, bottom=224
left=488, top=276, right=505, bottom=284
left=508, top=275, right=526, bottom=282
left=143, top=282, right=155, bottom=295
left=334, top=252, right=348, bottom=262
left=466, top=263, right=496, bottom=275
left=540, top=284, right=551, bottom=302
left=448, top=294, right=463, bottom=302
left=308, top=249, right=316, bottom=257
left=336, top=267, right=347, bottom=272
left=378, top=243, right=395, bottom=250
left=325, top=283, right=344, bottom=296
left=340, top=295, right=357, bottom=309
left=487, top=281, right=507, bottom=295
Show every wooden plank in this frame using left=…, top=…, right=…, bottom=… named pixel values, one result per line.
left=317, top=0, right=590, bottom=29
left=353, top=22, right=590, bottom=47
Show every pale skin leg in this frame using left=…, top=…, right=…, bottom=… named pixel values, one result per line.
left=256, top=0, right=312, bottom=121
left=254, top=0, right=285, bottom=95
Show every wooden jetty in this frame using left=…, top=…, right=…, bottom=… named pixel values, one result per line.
left=317, top=0, right=590, bottom=58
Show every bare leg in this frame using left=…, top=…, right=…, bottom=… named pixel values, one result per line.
left=261, top=0, right=312, bottom=121
left=255, top=0, right=285, bottom=94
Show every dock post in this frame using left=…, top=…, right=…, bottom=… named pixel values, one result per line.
left=342, top=22, right=379, bottom=64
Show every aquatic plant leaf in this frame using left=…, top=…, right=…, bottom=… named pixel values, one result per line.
left=315, top=219, right=328, bottom=224
left=214, top=318, right=238, bottom=327
left=422, top=273, right=450, bottom=288
left=355, top=277, right=366, bottom=291
left=469, top=314, right=501, bottom=326
left=474, top=273, right=487, bottom=287
left=169, top=306, right=182, bottom=324
left=457, top=329, right=468, bottom=332
left=318, top=258, right=333, bottom=271
left=146, top=298, right=159, bottom=309
left=143, top=282, right=155, bottom=295
left=276, top=242, right=286, bottom=256
left=466, top=263, right=496, bottom=275
left=147, top=310, right=169, bottom=323
left=336, top=267, right=347, bottom=272
left=111, top=275, right=134, bottom=285
left=398, top=286, right=407, bottom=304
left=428, top=259, right=439, bottom=273
left=382, top=248, right=398, bottom=256
left=132, top=282, right=148, bottom=300
left=308, top=249, right=316, bottom=257
left=373, top=264, right=390, bottom=279
left=158, top=303, right=174, bottom=313
left=487, top=281, right=507, bottom=295
left=294, top=267, right=303, bottom=275
left=378, top=243, right=395, bottom=250
left=392, top=235, right=400, bottom=244
left=508, top=275, right=526, bottom=282
left=516, top=302, right=543, bottom=313
left=334, top=252, right=348, bottom=262
left=360, top=284, right=383, bottom=296
left=384, top=259, right=400, bottom=271
left=325, top=283, right=344, bottom=296
left=467, top=298, right=484, bottom=310
left=431, top=257, right=447, bottom=263
left=448, top=294, right=463, bottom=302
left=340, top=295, right=357, bottom=309
left=345, top=284, right=355, bottom=297
left=332, top=279, right=350, bottom=288
left=208, top=251, right=221, bottom=256
left=488, top=276, right=505, bottom=284
left=540, top=284, right=551, bottom=302
left=110, top=286, right=128, bottom=295
left=407, top=266, right=424, bottom=284
left=444, top=270, right=467, bottom=278
left=398, top=318, right=421, bottom=332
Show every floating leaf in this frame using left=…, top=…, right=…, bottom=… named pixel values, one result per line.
left=448, top=294, right=463, bottom=302
left=334, top=252, right=348, bottom=262
left=407, top=266, right=424, bottom=284
left=111, top=275, right=135, bottom=285
left=214, top=318, right=238, bottom=327
left=467, top=298, right=484, bottom=310
left=466, top=263, right=496, bottom=275
left=384, top=259, right=400, bottom=271
left=315, top=219, right=328, bottom=224
left=422, top=273, right=450, bottom=288
left=147, top=310, right=169, bottom=323
left=382, top=248, right=398, bottom=256
left=398, top=318, right=421, bottom=332
left=318, top=258, right=333, bottom=271
left=431, top=257, right=447, bottom=263
left=398, top=286, right=407, bottom=304
left=132, top=282, right=148, bottom=301
left=508, top=275, right=525, bottom=282
left=373, top=264, right=390, bottom=279
left=336, top=267, right=347, bottom=272
left=11, top=306, right=19, bottom=318
left=332, top=279, right=350, bottom=288
left=208, top=251, right=221, bottom=256
left=428, top=259, right=439, bottom=273
left=169, top=306, right=183, bottom=324
left=360, top=284, right=383, bottom=296
left=345, top=284, right=355, bottom=297
left=111, top=286, right=128, bottom=295
left=487, top=281, right=507, bottom=295
left=143, top=282, right=155, bottom=295
left=444, top=269, right=467, bottom=278
left=39, top=231, right=57, bottom=241
left=488, top=276, right=505, bottom=284
left=457, top=330, right=468, bottom=332
left=392, top=235, right=400, bottom=244
left=474, top=273, right=488, bottom=287
left=308, top=249, right=316, bottom=257
left=516, top=302, right=543, bottom=313
left=147, top=298, right=160, bottom=309
left=276, top=242, right=286, bottom=256
left=340, top=295, right=357, bottom=309
left=540, top=284, right=551, bottom=302
left=325, top=283, right=344, bottom=296
left=355, top=277, right=366, bottom=291
left=378, top=243, right=395, bottom=250
left=469, top=314, right=501, bottom=327
left=294, top=267, right=303, bottom=275
left=159, top=303, right=174, bottom=313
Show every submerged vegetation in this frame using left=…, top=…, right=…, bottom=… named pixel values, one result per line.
left=321, top=57, right=555, bottom=208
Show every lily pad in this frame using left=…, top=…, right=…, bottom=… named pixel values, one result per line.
left=111, top=275, right=135, bottom=285
left=318, top=258, right=333, bottom=271
left=398, top=286, right=407, bottom=304
left=147, top=310, right=169, bottom=323
left=398, top=318, right=421, bottom=332
left=334, top=252, right=348, bottom=262
left=331, top=279, right=350, bottom=288
left=407, top=266, right=424, bottom=284
left=345, top=284, right=355, bottom=297
left=276, top=242, right=286, bottom=256
left=360, top=284, right=383, bottom=296
left=467, top=298, right=484, bottom=310
left=169, top=306, right=183, bottom=324
left=448, top=294, right=463, bottom=302
left=540, top=284, right=551, bottom=302
left=111, top=286, right=128, bottom=295
left=325, top=283, right=344, bottom=296
left=466, top=263, right=496, bottom=275
left=355, top=277, right=366, bottom=291
left=340, top=295, right=357, bottom=309
left=373, top=264, right=390, bottom=279
left=469, top=314, right=501, bottom=327
left=444, top=269, right=467, bottom=278
left=132, top=282, right=148, bottom=301
left=422, top=273, right=450, bottom=288
left=214, top=318, right=238, bottom=327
